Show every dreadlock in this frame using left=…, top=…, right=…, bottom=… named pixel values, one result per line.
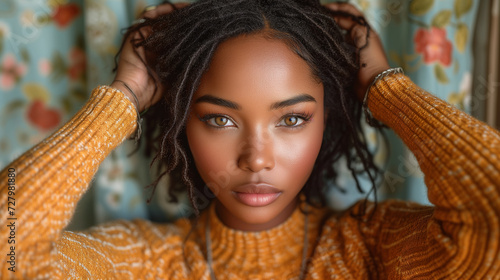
left=122, top=0, right=383, bottom=218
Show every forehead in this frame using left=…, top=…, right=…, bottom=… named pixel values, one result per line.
left=194, top=32, right=323, bottom=103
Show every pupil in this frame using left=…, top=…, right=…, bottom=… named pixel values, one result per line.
left=216, top=117, right=227, bottom=126
left=286, top=116, right=297, bottom=126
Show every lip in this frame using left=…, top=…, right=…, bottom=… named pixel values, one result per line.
left=232, top=183, right=282, bottom=207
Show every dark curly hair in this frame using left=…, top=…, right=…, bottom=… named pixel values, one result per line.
left=122, top=0, right=383, bottom=217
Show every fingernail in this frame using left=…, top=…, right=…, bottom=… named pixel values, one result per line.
left=143, top=4, right=158, bottom=12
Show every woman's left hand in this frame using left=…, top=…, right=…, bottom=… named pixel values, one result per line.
left=323, top=3, right=390, bottom=101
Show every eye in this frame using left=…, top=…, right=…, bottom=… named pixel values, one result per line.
left=200, top=114, right=236, bottom=128
left=278, top=114, right=311, bottom=127
left=214, top=116, right=229, bottom=126
left=284, top=116, right=301, bottom=126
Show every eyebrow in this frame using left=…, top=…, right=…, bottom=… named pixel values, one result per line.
left=194, top=95, right=240, bottom=110
left=194, top=93, right=316, bottom=110
left=270, top=94, right=316, bottom=110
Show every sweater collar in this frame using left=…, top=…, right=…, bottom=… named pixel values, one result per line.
left=197, top=198, right=329, bottom=276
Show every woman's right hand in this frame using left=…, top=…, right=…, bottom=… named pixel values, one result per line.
left=111, top=2, right=190, bottom=112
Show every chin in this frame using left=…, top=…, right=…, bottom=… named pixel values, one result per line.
left=215, top=195, right=297, bottom=231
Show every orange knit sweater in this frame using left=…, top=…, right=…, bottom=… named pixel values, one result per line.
left=1, top=74, right=500, bottom=279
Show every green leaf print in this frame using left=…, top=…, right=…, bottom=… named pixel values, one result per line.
left=432, top=10, right=452, bottom=28
left=410, top=0, right=435, bottom=16
left=50, top=51, right=68, bottom=83
left=434, top=64, right=449, bottom=84
left=22, top=83, right=50, bottom=102
left=454, top=0, right=473, bottom=18
left=20, top=48, right=30, bottom=63
left=455, top=23, right=469, bottom=53
left=1, top=100, right=25, bottom=125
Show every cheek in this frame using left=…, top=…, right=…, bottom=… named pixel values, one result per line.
left=275, top=122, right=324, bottom=187
left=186, top=118, right=239, bottom=190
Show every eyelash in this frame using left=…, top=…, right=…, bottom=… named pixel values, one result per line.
left=198, top=112, right=313, bottom=130
left=198, top=114, right=236, bottom=129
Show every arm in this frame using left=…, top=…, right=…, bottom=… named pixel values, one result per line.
left=0, top=3, right=191, bottom=277
left=367, top=73, right=500, bottom=278
left=0, top=86, right=138, bottom=278
left=0, top=87, right=199, bottom=279
left=323, top=3, right=500, bottom=276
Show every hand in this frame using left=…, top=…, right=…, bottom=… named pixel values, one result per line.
left=323, top=3, right=390, bottom=101
left=111, top=2, right=190, bottom=112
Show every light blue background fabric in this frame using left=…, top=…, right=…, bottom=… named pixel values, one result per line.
left=0, top=0, right=478, bottom=229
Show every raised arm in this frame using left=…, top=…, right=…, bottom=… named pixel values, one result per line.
left=0, top=86, right=138, bottom=277
left=0, top=3, right=190, bottom=278
left=366, top=73, right=500, bottom=278
left=324, top=3, right=500, bottom=278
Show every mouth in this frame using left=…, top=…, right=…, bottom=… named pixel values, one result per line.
left=231, top=183, right=282, bottom=207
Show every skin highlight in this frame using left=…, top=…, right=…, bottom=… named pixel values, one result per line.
left=186, top=32, right=325, bottom=231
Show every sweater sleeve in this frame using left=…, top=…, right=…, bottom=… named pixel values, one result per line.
left=366, top=74, right=500, bottom=278
left=0, top=86, right=138, bottom=278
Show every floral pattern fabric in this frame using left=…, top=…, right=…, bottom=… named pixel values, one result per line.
left=0, top=0, right=478, bottom=229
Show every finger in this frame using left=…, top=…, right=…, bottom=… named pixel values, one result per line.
left=324, top=2, right=364, bottom=17
left=324, top=3, right=368, bottom=31
left=134, top=2, right=189, bottom=39
left=143, top=2, right=190, bottom=18
left=350, top=24, right=368, bottom=47
left=333, top=16, right=359, bottom=31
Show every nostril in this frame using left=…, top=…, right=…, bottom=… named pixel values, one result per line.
left=236, top=132, right=275, bottom=172
left=237, top=146, right=275, bottom=172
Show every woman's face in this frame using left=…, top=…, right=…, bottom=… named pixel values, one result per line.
left=186, top=32, right=325, bottom=231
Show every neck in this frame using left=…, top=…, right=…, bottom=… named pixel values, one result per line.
left=214, top=197, right=299, bottom=231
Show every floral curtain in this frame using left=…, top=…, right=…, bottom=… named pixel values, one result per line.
left=327, top=0, right=478, bottom=209
left=0, top=0, right=478, bottom=230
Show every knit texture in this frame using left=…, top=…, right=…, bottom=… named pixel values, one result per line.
left=1, top=74, right=499, bottom=279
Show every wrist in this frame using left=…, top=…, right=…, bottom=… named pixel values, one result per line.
left=110, top=80, right=145, bottom=112
left=109, top=80, right=144, bottom=143
left=363, top=67, right=404, bottom=127
left=110, top=81, right=134, bottom=107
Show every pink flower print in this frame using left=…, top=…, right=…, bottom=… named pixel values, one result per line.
left=414, top=27, right=453, bottom=67
left=3, top=55, right=15, bottom=69
left=38, top=59, right=52, bottom=76
left=0, top=54, right=26, bottom=90
left=1, top=73, right=15, bottom=90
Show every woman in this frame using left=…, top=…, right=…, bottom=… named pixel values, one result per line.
left=1, top=0, right=499, bottom=279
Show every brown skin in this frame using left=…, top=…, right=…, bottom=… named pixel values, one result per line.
left=112, top=3, right=390, bottom=231
left=186, top=33, right=325, bottom=231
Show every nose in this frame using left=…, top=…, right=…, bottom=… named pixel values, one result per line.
left=237, top=132, right=275, bottom=173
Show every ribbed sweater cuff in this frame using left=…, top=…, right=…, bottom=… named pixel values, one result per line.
left=365, top=73, right=416, bottom=128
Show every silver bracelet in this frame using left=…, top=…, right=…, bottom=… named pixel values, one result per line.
left=363, top=67, right=403, bottom=126
left=112, top=80, right=143, bottom=143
